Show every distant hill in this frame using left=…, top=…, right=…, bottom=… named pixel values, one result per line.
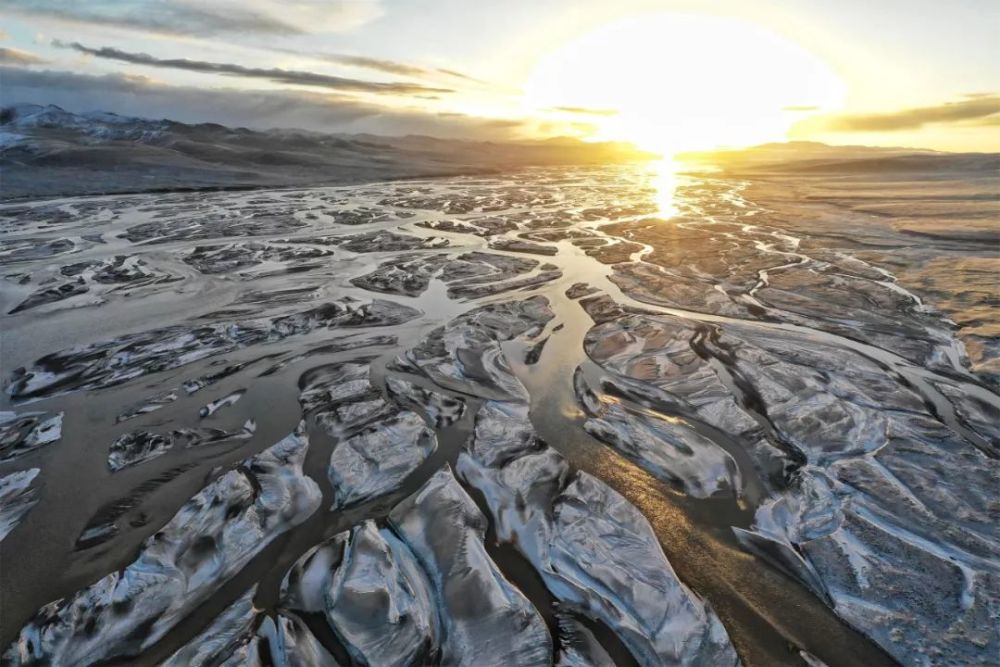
left=678, top=140, right=999, bottom=175
left=0, top=104, right=655, bottom=200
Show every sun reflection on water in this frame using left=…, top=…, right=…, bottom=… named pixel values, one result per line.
left=651, top=159, right=681, bottom=219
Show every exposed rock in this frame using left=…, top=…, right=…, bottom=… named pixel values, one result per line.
left=489, top=238, right=558, bottom=256
left=565, top=282, right=599, bottom=300
left=183, top=242, right=332, bottom=274
left=349, top=253, right=448, bottom=297
left=323, top=230, right=449, bottom=253
left=585, top=239, right=644, bottom=264
left=439, top=251, right=537, bottom=286
left=123, top=212, right=306, bottom=245
left=448, top=268, right=562, bottom=300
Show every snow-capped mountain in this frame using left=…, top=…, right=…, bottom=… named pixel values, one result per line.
left=1, top=104, right=170, bottom=145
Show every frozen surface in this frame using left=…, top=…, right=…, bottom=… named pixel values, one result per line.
left=388, top=466, right=554, bottom=666
left=282, top=470, right=553, bottom=667
left=0, top=411, right=62, bottom=461
left=160, top=587, right=259, bottom=667
left=8, top=297, right=419, bottom=401
left=3, top=428, right=320, bottom=664
left=283, top=521, right=438, bottom=665
left=161, top=587, right=341, bottom=667
left=328, top=409, right=436, bottom=508
left=556, top=615, right=616, bottom=667
left=398, top=296, right=554, bottom=400
left=386, top=376, right=467, bottom=427
left=583, top=310, right=1000, bottom=664
left=458, top=401, right=740, bottom=667
left=107, top=430, right=174, bottom=471
left=297, top=358, right=439, bottom=508
left=576, top=369, right=741, bottom=498
left=0, top=468, right=40, bottom=541
left=1, top=160, right=996, bottom=666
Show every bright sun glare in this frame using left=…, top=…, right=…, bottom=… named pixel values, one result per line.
left=524, top=13, right=846, bottom=156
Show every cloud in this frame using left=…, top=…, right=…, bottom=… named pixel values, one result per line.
left=552, top=106, right=618, bottom=116
left=292, top=51, right=484, bottom=85
left=436, top=68, right=487, bottom=85
left=54, top=41, right=453, bottom=96
left=0, top=66, right=530, bottom=140
left=2, top=0, right=382, bottom=37
left=819, top=95, right=1000, bottom=131
left=0, top=47, right=49, bottom=66
left=310, top=53, right=429, bottom=78
left=276, top=49, right=482, bottom=84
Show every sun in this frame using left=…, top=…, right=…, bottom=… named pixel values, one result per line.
left=524, top=13, right=846, bottom=156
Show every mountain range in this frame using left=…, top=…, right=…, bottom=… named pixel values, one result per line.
left=3, top=104, right=996, bottom=200
left=0, top=104, right=652, bottom=200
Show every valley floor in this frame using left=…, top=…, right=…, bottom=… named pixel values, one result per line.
left=0, top=164, right=996, bottom=666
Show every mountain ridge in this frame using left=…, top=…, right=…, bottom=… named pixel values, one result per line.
left=0, top=103, right=654, bottom=200
left=3, top=103, right=996, bottom=199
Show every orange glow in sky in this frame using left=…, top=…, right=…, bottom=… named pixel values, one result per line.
left=523, top=13, right=847, bottom=155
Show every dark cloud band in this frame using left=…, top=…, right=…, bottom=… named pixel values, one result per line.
left=552, top=106, right=618, bottom=116
left=272, top=49, right=483, bottom=84
left=53, top=41, right=453, bottom=96
left=0, top=66, right=525, bottom=140
left=3, top=0, right=302, bottom=37
left=823, top=95, right=999, bottom=131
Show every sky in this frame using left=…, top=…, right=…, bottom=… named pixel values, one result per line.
left=1, top=0, right=997, bottom=153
